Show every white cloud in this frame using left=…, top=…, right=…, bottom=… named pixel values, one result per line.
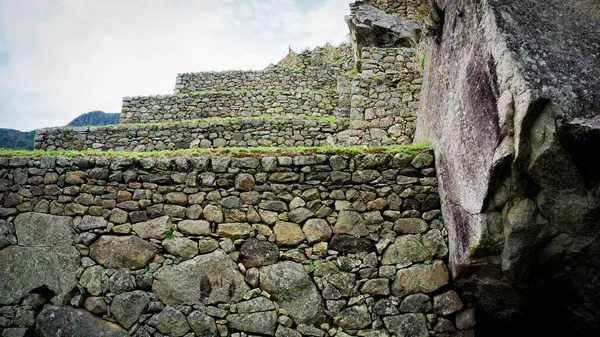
left=0, top=0, right=352, bottom=130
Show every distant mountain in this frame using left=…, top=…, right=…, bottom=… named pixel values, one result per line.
left=67, top=110, right=120, bottom=127
left=0, top=129, right=35, bottom=150
left=0, top=110, right=119, bottom=150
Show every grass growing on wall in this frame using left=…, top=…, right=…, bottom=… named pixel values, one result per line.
left=0, top=143, right=433, bottom=159
left=188, top=89, right=336, bottom=97
left=41, top=115, right=340, bottom=132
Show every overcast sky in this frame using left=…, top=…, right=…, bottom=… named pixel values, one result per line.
left=0, top=0, right=352, bottom=131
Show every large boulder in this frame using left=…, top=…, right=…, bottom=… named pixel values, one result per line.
left=260, top=261, right=326, bottom=325
left=90, top=236, right=157, bottom=269
left=415, top=0, right=600, bottom=335
left=1, top=213, right=79, bottom=305
left=35, top=306, right=128, bottom=337
left=152, top=250, right=249, bottom=305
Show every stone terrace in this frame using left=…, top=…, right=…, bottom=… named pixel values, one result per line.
left=7, top=8, right=477, bottom=335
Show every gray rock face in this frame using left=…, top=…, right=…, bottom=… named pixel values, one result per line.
left=14, top=212, right=73, bottom=246
left=153, top=250, right=249, bottom=305
left=0, top=247, right=79, bottom=306
left=415, top=0, right=600, bottom=334
left=178, top=220, right=210, bottom=236
left=162, top=237, right=198, bottom=260
left=260, top=261, right=326, bottom=325
left=188, top=311, right=218, bottom=337
left=334, top=211, right=369, bottom=237
left=392, top=261, right=448, bottom=295
left=382, top=313, right=428, bottom=337
left=381, top=235, right=430, bottom=265
left=333, top=305, right=371, bottom=329
left=35, top=306, right=128, bottom=337
left=240, top=238, right=279, bottom=268
left=226, top=311, right=277, bottom=335
left=150, top=306, right=190, bottom=337
left=111, top=291, right=150, bottom=329
left=90, top=236, right=156, bottom=269
left=132, top=216, right=173, bottom=239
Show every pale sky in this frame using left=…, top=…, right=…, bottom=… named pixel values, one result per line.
left=0, top=0, right=353, bottom=131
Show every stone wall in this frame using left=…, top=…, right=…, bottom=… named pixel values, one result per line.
left=336, top=47, right=422, bottom=146
left=34, top=118, right=342, bottom=151
left=0, top=151, right=474, bottom=336
left=353, top=0, right=429, bottom=22
left=120, top=91, right=338, bottom=124
left=174, top=67, right=340, bottom=94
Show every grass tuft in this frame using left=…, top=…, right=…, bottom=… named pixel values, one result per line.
left=0, top=143, right=433, bottom=159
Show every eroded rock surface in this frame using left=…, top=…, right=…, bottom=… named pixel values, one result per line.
left=415, top=0, right=600, bottom=335
left=152, top=250, right=249, bottom=305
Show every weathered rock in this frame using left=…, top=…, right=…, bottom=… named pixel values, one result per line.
left=80, top=265, right=104, bottom=296
left=330, top=234, right=374, bottom=253
left=381, top=235, right=430, bottom=264
left=433, top=290, right=463, bottom=315
left=0, top=245, right=79, bottom=305
left=393, top=218, right=428, bottom=234
left=132, top=216, right=173, bottom=239
left=326, top=272, right=356, bottom=297
left=276, top=325, right=302, bottom=337
left=400, top=293, right=432, bottom=313
left=153, top=250, right=249, bottom=305
left=455, top=309, right=476, bottom=330
left=382, top=313, right=428, bottom=337
left=361, top=278, right=390, bottom=296
left=235, top=173, right=255, bottom=191
left=111, top=291, right=150, bottom=329
left=162, top=237, right=198, bottom=260
left=150, top=306, right=190, bottom=337
left=415, top=0, right=600, bottom=333
left=274, top=221, right=305, bottom=246
left=188, top=311, right=218, bottom=337
left=14, top=212, right=73, bottom=246
left=178, top=220, right=210, bottom=236
left=84, top=297, right=107, bottom=314
left=302, top=218, right=332, bottom=244
left=422, top=229, right=448, bottom=258
left=334, top=305, right=371, bottom=329
left=288, top=207, right=314, bottom=223
left=35, top=306, right=127, bottom=337
left=203, top=204, right=224, bottom=223
left=226, top=311, right=277, bottom=335
left=259, top=200, right=289, bottom=212
left=237, top=296, right=275, bottom=313
left=240, top=238, right=279, bottom=268
left=108, top=269, right=135, bottom=295
left=197, top=237, right=219, bottom=253
left=392, top=261, right=448, bottom=295
left=90, top=236, right=156, bottom=269
left=217, top=222, right=251, bottom=238
left=333, top=211, right=369, bottom=237
left=373, top=299, right=400, bottom=316
left=260, top=261, right=326, bottom=325
left=78, top=215, right=108, bottom=231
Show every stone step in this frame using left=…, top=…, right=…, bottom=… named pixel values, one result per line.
left=120, top=89, right=339, bottom=124
left=34, top=117, right=343, bottom=152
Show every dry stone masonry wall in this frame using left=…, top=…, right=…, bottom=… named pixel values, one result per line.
left=353, top=0, right=429, bottom=22
left=119, top=90, right=338, bottom=124
left=336, top=47, right=422, bottom=146
left=34, top=118, right=342, bottom=152
left=0, top=151, right=474, bottom=336
left=174, top=67, right=340, bottom=94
